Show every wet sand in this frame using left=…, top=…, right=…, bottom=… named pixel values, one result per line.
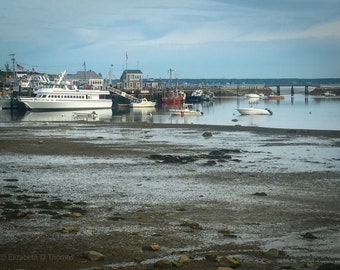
left=0, top=122, right=339, bottom=270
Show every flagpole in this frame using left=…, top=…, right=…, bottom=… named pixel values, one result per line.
left=125, top=52, right=128, bottom=70
left=9, top=53, right=17, bottom=88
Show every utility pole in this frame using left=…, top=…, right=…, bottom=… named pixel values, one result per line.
left=83, top=61, right=87, bottom=80
left=109, top=64, right=113, bottom=87
left=168, top=68, right=174, bottom=87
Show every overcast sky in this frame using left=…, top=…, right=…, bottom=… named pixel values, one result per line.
left=1, top=0, right=340, bottom=79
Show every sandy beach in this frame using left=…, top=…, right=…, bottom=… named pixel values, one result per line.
left=0, top=122, right=339, bottom=270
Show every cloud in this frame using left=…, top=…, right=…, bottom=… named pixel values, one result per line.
left=234, top=20, right=340, bottom=42
left=1, top=0, right=340, bottom=78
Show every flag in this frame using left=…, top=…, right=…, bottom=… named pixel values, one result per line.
left=126, top=52, right=128, bottom=61
left=16, top=64, right=24, bottom=71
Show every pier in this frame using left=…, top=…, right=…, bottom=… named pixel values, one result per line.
left=265, top=83, right=320, bottom=96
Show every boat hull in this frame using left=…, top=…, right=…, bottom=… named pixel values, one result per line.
left=245, top=94, right=260, bottom=98
left=18, top=98, right=113, bottom=111
left=237, top=108, right=272, bottom=115
left=129, top=98, right=156, bottom=108
left=129, top=102, right=156, bottom=108
left=268, top=95, right=284, bottom=100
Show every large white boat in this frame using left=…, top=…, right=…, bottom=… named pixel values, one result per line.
left=129, top=98, right=156, bottom=108
left=237, top=107, right=273, bottom=115
left=18, top=87, right=113, bottom=111
left=17, top=71, right=113, bottom=111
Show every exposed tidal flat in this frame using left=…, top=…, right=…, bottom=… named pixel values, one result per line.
left=0, top=122, right=339, bottom=270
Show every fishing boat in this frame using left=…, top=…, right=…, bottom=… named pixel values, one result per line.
left=17, top=71, right=113, bottom=111
left=169, top=103, right=203, bottom=116
left=161, top=89, right=186, bottom=104
left=237, top=107, right=273, bottom=115
left=129, top=98, right=156, bottom=108
left=185, top=89, right=215, bottom=103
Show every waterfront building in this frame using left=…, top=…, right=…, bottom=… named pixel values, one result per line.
left=119, top=69, right=143, bottom=92
left=66, top=71, right=104, bottom=90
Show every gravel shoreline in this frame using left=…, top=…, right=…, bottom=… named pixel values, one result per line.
left=0, top=122, right=339, bottom=270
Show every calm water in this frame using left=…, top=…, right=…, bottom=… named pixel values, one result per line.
left=0, top=94, right=339, bottom=130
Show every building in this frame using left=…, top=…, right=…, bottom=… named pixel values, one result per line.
left=143, top=78, right=164, bottom=90
left=66, top=71, right=103, bottom=89
left=119, top=70, right=143, bottom=92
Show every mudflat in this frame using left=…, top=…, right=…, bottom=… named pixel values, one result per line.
left=0, top=122, right=339, bottom=270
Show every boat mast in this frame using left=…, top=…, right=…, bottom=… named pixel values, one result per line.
left=109, top=64, right=113, bottom=87
left=54, top=70, right=66, bottom=87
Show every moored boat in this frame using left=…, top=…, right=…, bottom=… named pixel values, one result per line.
left=169, top=103, right=202, bottom=116
left=268, top=95, right=284, bottom=100
left=237, top=107, right=273, bottom=115
left=245, top=93, right=260, bottom=99
left=161, top=89, right=186, bottom=104
left=185, top=89, right=215, bottom=103
left=18, top=87, right=113, bottom=111
left=129, top=98, right=156, bottom=108
left=322, top=91, right=336, bottom=97
left=17, top=71, right=113, bottom=111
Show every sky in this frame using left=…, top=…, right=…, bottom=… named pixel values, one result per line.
left=1, top=0, right=340, bottom=79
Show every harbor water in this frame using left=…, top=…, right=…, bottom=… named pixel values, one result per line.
left=0, top=94, right=339, bottom=131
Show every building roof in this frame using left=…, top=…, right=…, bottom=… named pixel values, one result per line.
left=123, top=69, right=143, bottom=74
left=120, top=69, right=143, bottom=81
left=66, top=71, right=102, bottom=80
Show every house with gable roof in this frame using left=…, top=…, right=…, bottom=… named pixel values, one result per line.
left=66, top=70, right=104, bottom=89
left=119, top=69, right=143, bottom=92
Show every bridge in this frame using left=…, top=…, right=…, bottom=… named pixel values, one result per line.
left=265, top=83, right=320, bottom=96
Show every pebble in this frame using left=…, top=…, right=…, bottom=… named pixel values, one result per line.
left=83, top=250, right=104, bottom=261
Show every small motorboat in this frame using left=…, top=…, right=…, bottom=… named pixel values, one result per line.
left=169, top=103, right=203, bottom=116
left=237, top=107, right=273, bottom=115
left=129, top=98, right=156, bottom=108
left=245, top=93, right=260, bottom=99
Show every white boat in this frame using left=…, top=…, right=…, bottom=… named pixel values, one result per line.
left=17, top=71, right=112, bottom=111
left=129, top=98, right=156, bottom=108
left=322, top=91, right=336, bottom=97
left=245, top=93, right=260, bottom=98
left=18, top=87, right=112, bottom=111
left=169, top=103, right=203, bottom=116
left=237, top=107, right=273, bottom=115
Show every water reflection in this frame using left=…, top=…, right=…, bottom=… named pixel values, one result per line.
left=17, top=109, right=114, bottom=122
left=0, top=95, right=339, bottom=130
